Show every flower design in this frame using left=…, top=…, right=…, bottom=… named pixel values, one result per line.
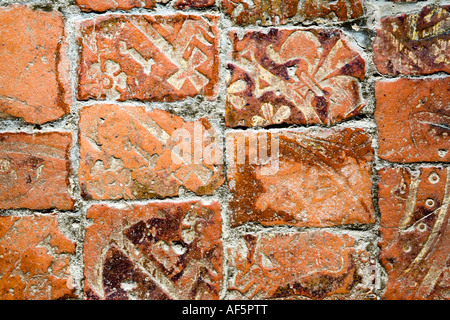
left=226, top=29, right=366, bottom=127
left=252, top=103, right=291, bottom=126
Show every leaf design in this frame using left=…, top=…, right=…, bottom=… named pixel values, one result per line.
left=253, top=129, right=373, bottom=221
left=102, top=246, right=172, bottom=300
left=252, top=103, right=292, bottom=126
left=226, top=29, right=365, bottom=127
left=373, top=5, right=450, bottom=75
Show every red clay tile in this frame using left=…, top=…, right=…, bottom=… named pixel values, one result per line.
left=379, top=167, right=450, bottom=299
left=79, top=104, right=223, bottom=200
left=174, top=0, right=215, bottom=9
left=84, top=201, right=222, bottom=300
left=375, top=77, right=450, bottom=163
left=0, top=132, right=74, bottom=210
left=76, top=0, right=160, bottom=12
left=222, top=0, right=364, bottom=26
left=225, top=28, right=366, bottom=127
left=373, top=5, right=450, bottom=76
left=0, top=215, right=77, bottom=300
left=228, top=231, right=375, bottom=299
left=0, top=5, right=71, bottom=124
left=77, top=14, right=220, bottom=102
left=226, top=128, right=375, bottom=227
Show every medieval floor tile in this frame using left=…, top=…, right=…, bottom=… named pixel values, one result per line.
left=0, top=5, right=71, bottom=124
left=228, top=231, right=376, bottom=299
left=373, top=5, right=450, bottom=76
left=84, top=201, right=222, bottom=300
left=375, top=77, right=450, bottom=163
left=225, top=28, right=366, bottom=127
left=0, top=132, right=74, bottom=210
left=77, top=14, right=220, bottom=102
left=226, top=128, right=375, bottom=228
left=78, top=104, right=224, bottom=200
left=0, top=215, right=77, bottom=300
left=379, top=167, right=450, bottom=299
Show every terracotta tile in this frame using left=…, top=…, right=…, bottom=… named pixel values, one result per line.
left=228, top=231, right=375, bottom=299
left=226, top=128, right=375, bottom=227
left=0, top=215, right=77, bottom=300
left=0, top=5, right=71, bottom=124
left=0, top=132, right=74, bottom=210
left=373, top=5, right=450, bottom=76
left=222, top=0, right=364, bottom=26
left=76, top=0, right=161, bottom=12
left=77, top=14, right=220, bottom=102
left=78, top=104, right=224, bottom=200
left=174, top=0, right=215, bottom=9
left=225, top=28, right=366, bottom=127
left=375, top=77, right=450, bottom=163
left=378, top=167, right=450, bottom=299
left=75, top=0, right=214, bottom=11
left=84, top=201, right=222, bottom=300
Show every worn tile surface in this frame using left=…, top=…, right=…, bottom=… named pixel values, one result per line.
left=375, top=77, right=450, bottom=163
left=75, top=0, right=162, bottom=11
left=0, top=132, right=74, bottom=210
left=0, top=5, right=71, bottom=124
left=174, top=0, right=215, bottom=9
left=379, top=167, right=450, bottom=299
left=79, top=104, right=223, bottom=200
left=77, top=14, right=220, bottom=102
left=226, top=128, right=375, bottom=228
left=373, top=5, right=450, bottom=76
left=226, top=29, right=366, bottom=127
left=0, top=215, right=77, bottom=300
left=75, top=0, right=213, bottom=11
left=222, top=0, right=364, bottom=26
left=84, top=201, right=222, bottom=300
left=228, top=231, right=375, bottom=299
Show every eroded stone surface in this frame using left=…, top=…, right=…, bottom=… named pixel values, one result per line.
left=84, top=201, right=222, bottom=300
left=77, top=14, right=220, bottom=102
left=228, top=232, right=375, bottom=299
left=0, top=132, right=74, bottom=210
left=0, top=5, right=71, bottom=124
left=375, top=77, right=450, bottom=163
left=79, top=105, right=224, bottom=200
left=0, top=215, right=77, bottom=300
left=222, top=0, right=364, bottom=26
left=226, top=128, right=375, bottom=228
left=373, top=5, right=450, bottom=76
left=378, top=167, right=450, bottom=300
left=226, top=29, right=366, bottom=127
